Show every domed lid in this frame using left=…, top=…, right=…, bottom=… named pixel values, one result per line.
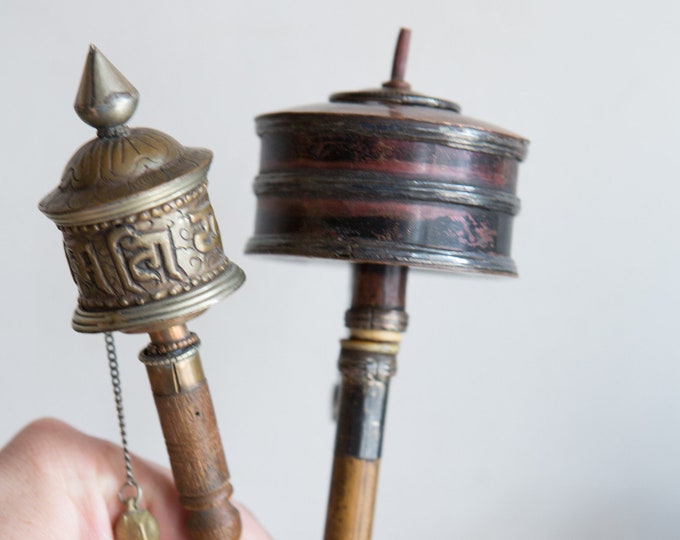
left=257, top=29, right=528, bottom=161
left=40, top=45, right=212, bottom=227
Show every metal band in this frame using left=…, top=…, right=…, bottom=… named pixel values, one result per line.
left=139, top=340, right=201, bottom=366
left=254, top=172, right=520, bottom=215
left=330, top=89, right=461, bottom=112
left=336, top=348, right=396, bottom=459
left=345, top=308, right=408, bottom=333
left=141, top=341, right=206, bottom=394
left=338, top=348, right=398, bottom=383
left=72, top=262, right=245, bottom=333
left=247, top=235, right=517, bottom=275
left=257, top=114, right=528, bottom=161
left=144, top=332, right=200, bottom=356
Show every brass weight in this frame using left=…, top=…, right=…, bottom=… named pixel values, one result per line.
left=115, top=498, right=160, bottom=540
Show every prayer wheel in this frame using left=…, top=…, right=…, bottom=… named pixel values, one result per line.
left=248, top=29, right=529, bottom=539
left=40, top=45, right=244, bottom=540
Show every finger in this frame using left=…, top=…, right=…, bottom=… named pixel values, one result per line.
left=0, top=419, right=186, bottom=539
left=91, top=434, right=188, bottom=540
left=0, top=419, right=273, bottom=540
left=235, top=502, right=274, bottom=540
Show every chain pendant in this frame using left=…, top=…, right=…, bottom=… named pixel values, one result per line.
left=106, top=332, right=161, bottom=540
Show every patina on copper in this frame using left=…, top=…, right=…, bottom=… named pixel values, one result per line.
left=40, top=45, right=243, bottom=540
left=249, top=29, right=527, bottom=276
left=248, top=29, right=529, bottom=540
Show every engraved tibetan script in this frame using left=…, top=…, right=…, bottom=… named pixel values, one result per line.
left=62, top=188, right=228, bottom=310
left=189, top=203, right=220, bottom=253
left=64, top=241, right=116, bottom=296
left=108, top=225, right=185, bottom=293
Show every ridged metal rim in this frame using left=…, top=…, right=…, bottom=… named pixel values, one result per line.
left=257, top=114, right=528, bottom=161
left=254, top=172, right=521, bottom=215
left=246, top=236, right=516, bottom=276
left=330, top=89, right=461, bottom=112
left=71, top=261, right=246, bottom=333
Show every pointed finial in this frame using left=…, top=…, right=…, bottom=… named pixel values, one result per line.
left=384, top=28, right=412, bottom=90
left=74, top=45, right=139, bottom=134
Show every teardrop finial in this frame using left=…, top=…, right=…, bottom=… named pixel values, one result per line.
left=74, top=45, right=139, bottom=133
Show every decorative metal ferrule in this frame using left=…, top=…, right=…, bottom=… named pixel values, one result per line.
left=40, top=45, right=244, bottom=333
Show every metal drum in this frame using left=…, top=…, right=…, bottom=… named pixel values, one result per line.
left=248, top=34, right=528, bottom=276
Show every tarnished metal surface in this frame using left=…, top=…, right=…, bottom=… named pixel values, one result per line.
left=40, top=45, right=244, bottom=333
left=248, top=31, right=528, bottom=276
left=74, top=44, right=139, bottom=132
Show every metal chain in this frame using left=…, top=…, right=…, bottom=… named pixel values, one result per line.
left=104, top=332, right=142, bottom=504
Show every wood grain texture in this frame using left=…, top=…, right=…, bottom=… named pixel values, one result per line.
left=350, top=264, right=407, bottom=312
left=148, top=367, right=241, bottom=539
left=325, top=456, right=380, bottom=540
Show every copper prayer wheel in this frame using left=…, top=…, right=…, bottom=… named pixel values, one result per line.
left=249, top=30, right=526, bottom=275
left=40, top=46, right=244, bottom=540
left=248, top=29, right=529, bottom=539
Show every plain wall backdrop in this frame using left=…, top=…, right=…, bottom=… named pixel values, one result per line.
left=1, top=1, right=678, bottom=538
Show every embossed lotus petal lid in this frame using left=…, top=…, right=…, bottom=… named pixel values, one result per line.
left=40, top=45, right=212, bottom=227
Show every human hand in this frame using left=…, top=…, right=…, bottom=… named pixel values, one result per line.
left=0, top=418, right=271, bottom=540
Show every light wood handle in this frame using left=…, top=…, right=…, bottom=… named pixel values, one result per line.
left=143, top=337, right=241, bottom=540
left=325, top=456, right=380, bottom=540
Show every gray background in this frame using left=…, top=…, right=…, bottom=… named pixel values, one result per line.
left=1, top=0, right=678, bottom=538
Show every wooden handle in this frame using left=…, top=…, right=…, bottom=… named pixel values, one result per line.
left=142, top=334, right=241, bottom=540
left=325, top=456, right=380, bottom=540
left=324, top=264, right=408, bottom=540
left=324, top=345, right=394, bottom=540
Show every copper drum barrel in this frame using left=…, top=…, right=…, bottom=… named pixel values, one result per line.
left=248, top=82, right=528, bottom=275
